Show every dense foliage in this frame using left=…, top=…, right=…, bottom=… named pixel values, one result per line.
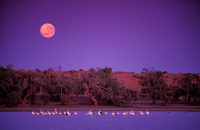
left=82, top=68, right=137, bottom=106
left=1, top=65, right=200, bottom=107
left=139, top=67, right=200, bottom=105
left=0, top=65, right=137, bottom=107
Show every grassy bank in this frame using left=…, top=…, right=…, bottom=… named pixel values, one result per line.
left=1, top=104, right=200, bottom=112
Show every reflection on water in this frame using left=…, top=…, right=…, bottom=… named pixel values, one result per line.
left=0, top=111, right=200, bottom=130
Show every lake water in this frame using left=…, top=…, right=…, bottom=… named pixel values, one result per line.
left=0, top=111, right=200, bottom=130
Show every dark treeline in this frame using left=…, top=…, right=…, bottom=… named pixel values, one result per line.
left=139, top=67, right=200, bottom=106
left=0, top=65, right=200, bottom=107
left=0, top=65, right=137, bottom=107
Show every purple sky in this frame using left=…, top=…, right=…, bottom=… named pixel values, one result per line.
left=0, top=0, right=200, bottom=73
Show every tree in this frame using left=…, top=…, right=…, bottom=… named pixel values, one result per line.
left=96, top=67, right=137, bottom=106
left=55, top=66, right=64, bottom=98
left=0, top=66, right=22, bottom=106
left=81, top=67, right=137, bottom=106
left=7, top=64, right=13, bottom=70
left=60, top=76, right=76, bottom=105
left=139, top=68, right=168, bottom=105
left=160, top=84, right=177, bottom=106
left=18, top=70, right=40, bottom=106
left=41, top=69, right=56, bottom=103
left=82, top=68, right=99, bottom=105
left=177, top=73, right=200, bottom=105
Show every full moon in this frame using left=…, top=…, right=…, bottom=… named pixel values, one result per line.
left=40, top=23, right=55, bottom=38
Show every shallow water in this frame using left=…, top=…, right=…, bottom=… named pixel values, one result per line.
left=0, top=111, right=200, bottom=130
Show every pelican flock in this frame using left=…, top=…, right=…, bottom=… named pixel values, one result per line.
left=32, top=109, right=150, bottom=116
left=31, top=109, right=78, bottom=116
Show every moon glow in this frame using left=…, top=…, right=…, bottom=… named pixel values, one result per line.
left=40, top=23, right=55, bottom=38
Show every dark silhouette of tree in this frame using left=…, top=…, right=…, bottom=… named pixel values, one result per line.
left=82, top=68, right=99, bottom=105
left=0, top=66, right=22, bottom=106
left=139, top=68, right=168, bottom=105
left=56, top=65, right=64, bottom=99
left=18, top=70, right=40, bottom=106
left=82, top=67, right=137, bottom=106
left=41, top=69, right=56, bottom=103
left=160, top=84, right=177, bottom=106
left=96, top=67, right=137, bottom=106
left=61, top=76, right=77, bottom=105
left=177, top=73, right=200, bottom=105
left=7, top=64, right=13, bottom=70
left=35, top=68, right=41, bottom=72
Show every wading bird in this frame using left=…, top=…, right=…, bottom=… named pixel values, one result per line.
left=129, top=111, right=136, bottom=115
left=139, top=111, right=144, bottom=115
left=98, top=110, right=103, bottom=115
left=86, top=110, right=94, bottom=115
left=146, top=110, right=150, bottom=115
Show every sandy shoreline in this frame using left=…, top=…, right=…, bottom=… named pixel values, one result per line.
left=1, top=104, right=200, bottom=112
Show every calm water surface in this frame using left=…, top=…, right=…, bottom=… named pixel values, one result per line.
left=0, top=111, right=200, bottom=130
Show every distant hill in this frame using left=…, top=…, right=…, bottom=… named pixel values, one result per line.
left=113, top=71, right=200, bottom=92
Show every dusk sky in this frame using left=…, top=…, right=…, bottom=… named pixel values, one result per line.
left=0, top=0, right=200, bottom=73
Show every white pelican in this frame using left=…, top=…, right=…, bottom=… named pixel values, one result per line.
left=98, top=110, right=103, bottom=115
left=51, top=111, right=56, bottom=115
left=111, top=112, right=116, bottom=115
left=67, top=110, right=72, bottom=115
left=31, top=111, right=35, bottom=115
left=139, top=111, right=144, bottom=115
left=47, top=110, right=51, bottom=115
left=59, top=112, right=63, bottom=115
left=63, top=111, right=67, bottom=115
left=35, top=112, right=40, bottom=115
left=34, top=110, right=41, bottom=115
left=55, top=108, right=59, bottom=115
left=86, top=110, right=94, bottom=115
left=104, top=112, right=107, bottom=115
left=73, top=112, right=78, bottom=115
left=129, top=111, right=136, bottom=115
left=111, top=112, right=120, bottom=115
left=40, top=110, right=45, bottom=115
left=122, top=112, right=129, bottom=115
left=146, top=110, right=150, bottom=115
